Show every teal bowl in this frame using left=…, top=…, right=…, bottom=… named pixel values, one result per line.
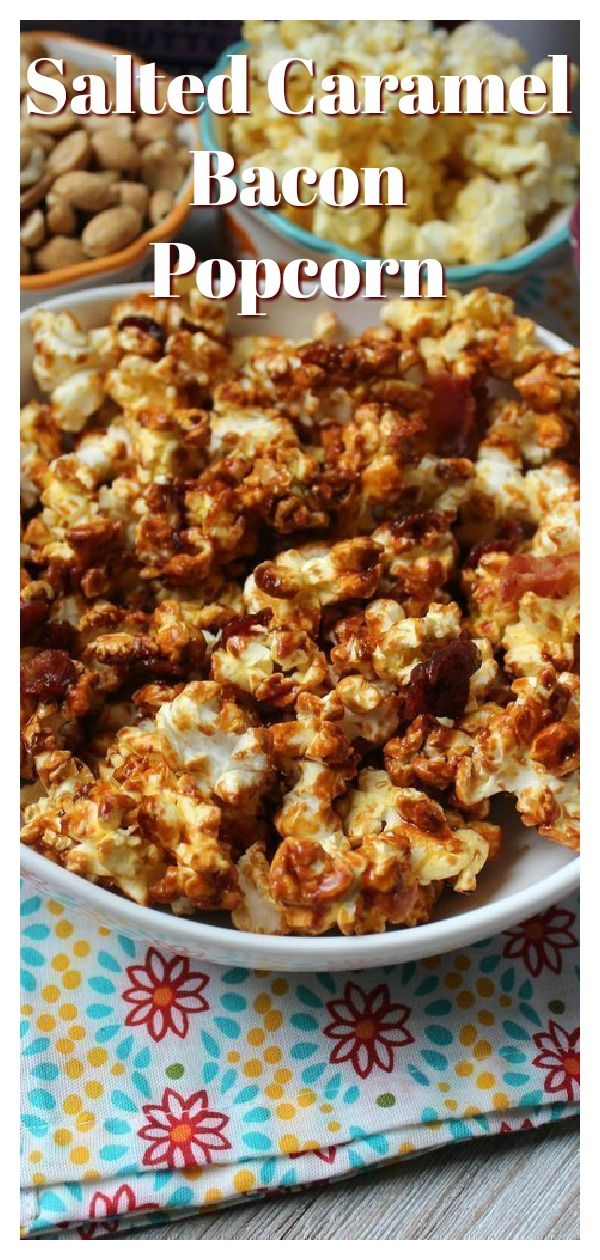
left=200, top=41, right=573, bottom=292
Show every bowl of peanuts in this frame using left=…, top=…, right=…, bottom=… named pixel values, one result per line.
left=20, top=31, right=198, bottom=307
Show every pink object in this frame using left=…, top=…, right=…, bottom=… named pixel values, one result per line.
left=570, top=200, right=580, bottom=275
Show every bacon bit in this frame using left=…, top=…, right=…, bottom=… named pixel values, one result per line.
left=219, top=609, right=272, bottom=647
left=46, top=620, right=78, bottom=654
left=20, top=649, right=76, bottom=701
left=20, top=598, right=48, bottom=641
left=466, top=520, right=526, bottom=569
left=396, top=793, right=447, bottom=836
left=499, top=552, right=579, bottom=602
left=428, top=373, right=477, bottom=457
left=402, top=639, right=481, bottom=722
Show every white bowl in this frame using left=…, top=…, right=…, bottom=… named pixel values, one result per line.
left=20, top=283, right=580, bottom=969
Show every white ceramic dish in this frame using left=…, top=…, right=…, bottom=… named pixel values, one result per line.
left=20, top=283, right=580, bottom=969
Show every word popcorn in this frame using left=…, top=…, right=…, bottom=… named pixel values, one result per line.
left=152, top=247, right=445, bottom=314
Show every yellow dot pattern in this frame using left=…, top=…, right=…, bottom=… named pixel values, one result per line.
left=20, top=871, right=581, bottom=1232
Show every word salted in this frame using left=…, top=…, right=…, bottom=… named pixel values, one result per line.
left=26, top=54, right=250, bottom=117
left=152, top=244, right=446, bottom=316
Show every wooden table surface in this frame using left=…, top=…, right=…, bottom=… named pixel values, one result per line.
left=109, top=1117, right=579, bottom=1241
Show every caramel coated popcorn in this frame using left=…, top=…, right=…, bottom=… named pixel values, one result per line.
left=21, top=288, right=579, bottom=935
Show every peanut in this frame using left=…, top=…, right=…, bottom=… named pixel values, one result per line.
left=83, top=114, right=133, bottom=136
left=21, top=126, right=54, bottom=155
left=52, top=170, right=117, bottom=212
left=81, top=205, right=143, bottom=257
left=20, top=46, right=190, bottom=276
left=48, top=129, right=91, bottom=176
left=20, top=52, right=32, bottom=98
left=46, top=195, right=77, bottom=236
left=20, top=35, right=46, bottom=59
left=20, top=172, right=51, bottom=214
left=149, top=188, right=174, bottom=224
left=112, top=181, right=149, bottom=215
left=135, top=114, right=176, bottom=145
left=91, top=130, right=140, bottom=173
left=35, top=236, right=86, bottom=272
left=141, top=141, right=188, bottom=192
left=20, top=209, right=46, bottom=249
left=20, top=138, right=45, bottom=188
left=23, top=93, right=76, bottom=136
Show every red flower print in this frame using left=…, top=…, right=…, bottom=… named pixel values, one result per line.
left=289, top=1144, right=337, bottom=1164
left=532, top=1020, right=580, bottom=1101
left=122, top=948, right=209, bottom=1042
left=323, top=981, right=414, bottom=1079
left=498, top=1118, right=534, bottom=1135
left=77, top=1184, right=159, bottom=1238
left=138, top=1087, right=231, bottom=1169
left=502, top=905, right=578, bottom=977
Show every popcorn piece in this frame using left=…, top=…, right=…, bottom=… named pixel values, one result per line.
left=80, top=599, right=209, bottom=690
left=245, top=537, right=383, bottom=632
left=451, top=177, right=528, bottom=265
left=481, top=399, right=573, bottom=468
left=372, top=601, right=462, bottom=683
left=157, top=681, right=272, bottom=808
left=21, top=748, right=239, bottom=912
left=456, top=668, right=579, bottom=849
left=373, top=510, right=457, bottom=607
left=50, top=369, right=107, bottom=433
left=341, top=770, right=498, bottom=893
left=211, top=611, right=329, bottom=708
left=468, top=547, right=579, bottom=670
left=20, top=648, right=99, bottom=778
left=31, top=309, right=117, bottom=394
left=20, top=402, right=61, bottom=508
left=233, top=840, right=443, bottom=937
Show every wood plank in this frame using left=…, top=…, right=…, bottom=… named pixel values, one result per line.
left=108, top=1117, right=579, bottom=1241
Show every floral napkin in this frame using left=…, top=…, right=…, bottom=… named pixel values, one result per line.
left=20, top=880, right=579, bottom=1238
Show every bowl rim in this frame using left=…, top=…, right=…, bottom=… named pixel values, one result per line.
left=201, top=39, right=572, bottom=281
left=20, top=844, right=579, bottom=965
left=19, top=281, right=580, bottom=966
left=20, top=29, right=198, bottom=292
